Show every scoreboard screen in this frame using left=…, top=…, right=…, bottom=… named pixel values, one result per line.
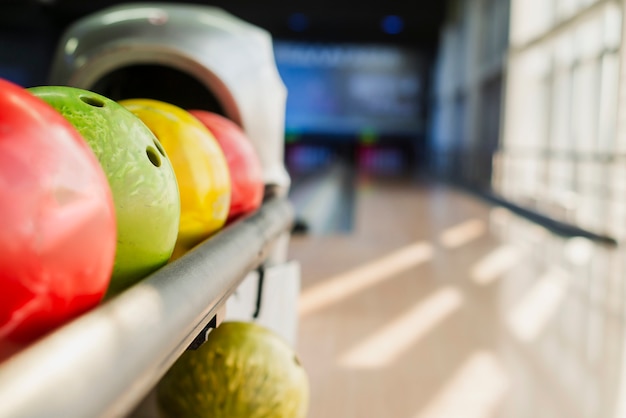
left=274, top=41, right=425, bottom=139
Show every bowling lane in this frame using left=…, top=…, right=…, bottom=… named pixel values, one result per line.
left=288, top=160, right=356, bottom=235
left=289, top=175, right=625, bottom=418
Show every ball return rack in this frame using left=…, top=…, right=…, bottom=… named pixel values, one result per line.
left=0, top=4, right=300, bottom=416
left=0, top=196, right=294, bottom=418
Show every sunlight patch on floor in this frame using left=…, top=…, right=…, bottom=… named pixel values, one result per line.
left=414, top=351, right=509, bottom=418
left=506, top=268, right=568, bottom=342
left=440, top=219, right=487, bottom=249
left=471, top=245, right=524, bottom=285
left=299, top=241, right=434, bottom=316
left=337, top=286, right=463, bottom=369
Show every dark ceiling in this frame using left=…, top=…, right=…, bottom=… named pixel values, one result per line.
left=1, top=0, right=446, bottom=49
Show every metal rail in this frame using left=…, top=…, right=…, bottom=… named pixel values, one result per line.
left=0, top=197, right=294, bottom=418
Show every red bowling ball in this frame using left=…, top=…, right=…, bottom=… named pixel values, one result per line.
left=0, top=79, right=116, bottom=359
left=189, top=110, right=264, bottom=223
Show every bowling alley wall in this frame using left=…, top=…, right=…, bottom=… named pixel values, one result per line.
left=496, top=0, right=625, bottom=242
left=428, top=0, right=510, bottom=189
left=0, top=3, right=60, bottom=87
left=429, top=0, right=626, bottom=243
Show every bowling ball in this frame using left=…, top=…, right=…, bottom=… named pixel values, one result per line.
left=0, top=79, right=116, bottom=356
left=28, top=86, right=180, bottom=295
left=189, top=110, right=264, bottom=223
left=120, top=99, right=231, bottom=260
left=157, top=321, right=310, bottom=418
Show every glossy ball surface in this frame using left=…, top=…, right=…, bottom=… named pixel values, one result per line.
left=189, top=110, right=263, bottom=224
left=0, top=79, right=116, bottom=356
left=29, top=86, right=181, bottom=294
left=121, top=99, right=231, bottom=260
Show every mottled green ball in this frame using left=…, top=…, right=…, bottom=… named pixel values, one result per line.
left=157, top=321, right=309, bottom=418
left=28, top=86, right=180, bottom=294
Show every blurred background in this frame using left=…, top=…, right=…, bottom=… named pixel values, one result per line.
left=3, top=0, right=626, bottom=417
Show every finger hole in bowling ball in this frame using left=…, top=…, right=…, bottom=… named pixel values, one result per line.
left=153, top=137, right=166, bottom=157
left=146, top=146, right=162, bottom=167
left=79, top=95, right=105, bottom=108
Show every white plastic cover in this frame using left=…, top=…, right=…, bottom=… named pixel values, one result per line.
left=48, top=3, right=290, bottom=190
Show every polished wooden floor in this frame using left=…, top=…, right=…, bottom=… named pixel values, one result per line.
left=289, top=175, right=625, bottom=418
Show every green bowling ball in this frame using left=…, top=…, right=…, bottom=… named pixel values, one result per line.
left=157, top=321, right=310, bottom=418
left=29, top=86, right=181, bottom=295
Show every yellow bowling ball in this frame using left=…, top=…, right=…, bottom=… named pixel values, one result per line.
left=120, top=99, right=231, bottom=260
